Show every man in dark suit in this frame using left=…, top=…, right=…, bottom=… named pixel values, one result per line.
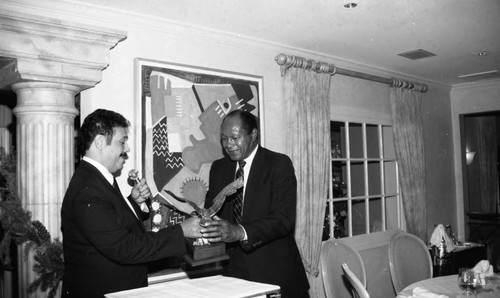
left=204, top=110, right=310, bottom=298
left=61, top=109, right=213, bottom=297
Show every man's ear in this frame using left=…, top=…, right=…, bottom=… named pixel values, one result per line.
left=251, top=128, right=258, bottom=141
left=94, top=134, right=106, bottom=150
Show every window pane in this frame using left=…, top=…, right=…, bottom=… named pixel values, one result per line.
left=384, top=161, right=398, bottom=194
left=330, top=122, right=343, bottom=158
left=368, top=161, right=381, bottom=195
left=332, top=161, right=346, bottom=198
left=383, top=125, right=396, bottom=159
left=385, top=196, right=400, bottom=230
left=348, top=123, right=363, bottom=158
left=351, top=199, right=366, bottom=236
left=333, top=201, right=348, bottom=238
left=369, top=197, right=383, bottom=233
left=349, top=161, right=365, bottom=196
left=366, top=124, right=380, bottom=158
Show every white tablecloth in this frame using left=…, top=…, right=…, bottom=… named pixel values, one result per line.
left=396, top=274, right=500, bottom=298
left=105, top=275, right=281, bottom=298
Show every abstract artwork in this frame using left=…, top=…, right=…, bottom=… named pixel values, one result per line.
left=135, top=59, right=263, bottom=231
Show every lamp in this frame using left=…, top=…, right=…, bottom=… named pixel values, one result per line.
left=466, top=151, right=476, bottom=165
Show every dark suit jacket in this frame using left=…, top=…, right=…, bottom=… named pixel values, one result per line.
left=205, top=147, right=309, bottom=298
left=61, top=160, right=186, bottom=297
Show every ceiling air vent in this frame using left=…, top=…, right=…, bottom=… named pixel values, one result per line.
left=458, top=70, right=500, bottom=82
left=398, top=49, right=436, bottom=60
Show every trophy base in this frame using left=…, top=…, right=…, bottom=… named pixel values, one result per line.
left=184, top=239, right=229, bottom=267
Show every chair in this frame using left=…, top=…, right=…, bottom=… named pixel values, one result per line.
left=321, top=239, right=366, bottom=298
left=342, top=263, right=370, bottom=298
left=388, top=231, right=433, bottom=293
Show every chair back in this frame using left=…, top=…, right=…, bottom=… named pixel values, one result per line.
left=342, top=263, right=370, bottom=298
left=388, top=231, right=433, bottom=293
left=321, top=239, right=366, bottom=298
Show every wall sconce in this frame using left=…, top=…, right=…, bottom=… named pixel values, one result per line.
left=466, top=151, right=476, bottom=165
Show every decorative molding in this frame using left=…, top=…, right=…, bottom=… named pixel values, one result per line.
left=451, top=78, right=500, bottom=91
left=0, top=0, right=449, bottom=88
left=0, top=57, right=20, bottom=89
left=0, top=9, right=127, bottom=89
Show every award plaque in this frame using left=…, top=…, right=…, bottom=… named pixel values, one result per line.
left=184, top=238, right=229, bottom=266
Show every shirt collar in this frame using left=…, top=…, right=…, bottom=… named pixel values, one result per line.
left=83, top=156, right=114, bottom=186
left=241, top=145, right=258, bottom=168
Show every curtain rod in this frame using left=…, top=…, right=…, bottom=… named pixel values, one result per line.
left=275, top=53, right=428, bottom=93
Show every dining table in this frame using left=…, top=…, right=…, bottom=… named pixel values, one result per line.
left=396, top=274, right=500, bottom=298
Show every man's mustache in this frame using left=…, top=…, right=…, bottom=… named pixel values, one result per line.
left=120, top=152, right=129, bottom=159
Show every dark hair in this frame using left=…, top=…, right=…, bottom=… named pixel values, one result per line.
left=223, top=109, right=259, bottom=134
left=78, top=109, right=130, bottom=157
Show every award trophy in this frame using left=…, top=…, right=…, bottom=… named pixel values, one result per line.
left=166, top=177, right=243, bottom=266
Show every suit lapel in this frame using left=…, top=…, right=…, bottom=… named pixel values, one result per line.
left=81, top=161, right=146, bottom=232
left=113, top=184, right=147, bottom=232
left=242, top=147, right=265, bottom=221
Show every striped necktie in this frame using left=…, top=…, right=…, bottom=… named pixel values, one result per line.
left=233, top=160, right=246, bottom=224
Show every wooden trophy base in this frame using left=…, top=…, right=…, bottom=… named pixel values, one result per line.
left=184, top=238, right=229, bottom=267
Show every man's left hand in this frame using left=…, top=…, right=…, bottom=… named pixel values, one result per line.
left=203, top=218, right=245, bottom=243
left=130, top=178, right=151, bottom=204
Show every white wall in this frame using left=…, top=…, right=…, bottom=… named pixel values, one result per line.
left=421, top=83, right=455, bottom=238
left=451, top=80, right=500, bottom=240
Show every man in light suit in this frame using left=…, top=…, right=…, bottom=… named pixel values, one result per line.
left=61, top=109, right=213, bottom=297
left=204, top=110, right=310, bottom=298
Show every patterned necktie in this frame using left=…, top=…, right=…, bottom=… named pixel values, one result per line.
left=233, top=160, right=246, bottom=224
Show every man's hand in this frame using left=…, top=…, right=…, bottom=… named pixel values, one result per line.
left=130, top=178, right=151, bottom=204
left=180, top=217, right=220, bottom=239
left=203, top=218, right=245, bottom=243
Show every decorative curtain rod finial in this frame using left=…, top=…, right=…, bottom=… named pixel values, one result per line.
left=275, top=53, right=337, bottom=77
left=275, top=53, right=293, bottom=76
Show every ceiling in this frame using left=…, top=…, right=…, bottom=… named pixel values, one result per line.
left=80, top=0, right=500, bottom=86
left=1, top=0, right=499, bottom=87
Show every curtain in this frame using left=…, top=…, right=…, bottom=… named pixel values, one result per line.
left=474, top=116, right=499, bottom=213
left=389, top=86, right=427, bottom=241
left=283, top=67, right=331, bottom=297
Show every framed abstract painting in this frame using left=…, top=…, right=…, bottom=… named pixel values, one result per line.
left=135, top=59, right=263, bottom=231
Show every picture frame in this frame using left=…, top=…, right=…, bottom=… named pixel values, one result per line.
left=134, top=58, right=264, bottom=231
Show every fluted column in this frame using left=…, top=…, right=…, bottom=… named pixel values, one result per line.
left=0, top=9, right=127, bottom=297
left=12, top=82, right=79, bottom=296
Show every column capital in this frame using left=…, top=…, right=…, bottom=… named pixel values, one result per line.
left=11, top=82, right=80, bottom=117
left=0, top=10, right=127, bottom=90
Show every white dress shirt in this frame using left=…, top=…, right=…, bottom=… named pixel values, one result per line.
left=83, top=156, right=139, bottom=219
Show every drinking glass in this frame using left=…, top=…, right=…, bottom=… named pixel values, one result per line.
left=457, top=267, right=470, bottom=294
left=458, top=268, right=482, bottom=296
left=466, top=271, right=482, bottom=295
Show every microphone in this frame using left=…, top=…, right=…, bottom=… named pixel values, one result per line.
left=128, top=169, right=141, bottom=185
left=128, top=169, right=157, bottom=218
left=128, top=169, right=195, bottom=217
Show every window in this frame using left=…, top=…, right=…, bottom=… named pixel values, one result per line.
left=323, top=121, right=402, bottom=239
